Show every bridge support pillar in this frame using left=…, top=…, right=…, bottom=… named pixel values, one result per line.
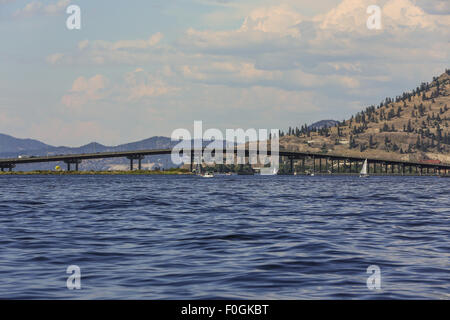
left=289, top=157, right=294, bottom=174
left=0, top=164, right=15, bottom=172
left=313, top=156, right=316, bottom=174
left=64, top=159, right=82, bottom=172
left=126, top=155, right=145, bottom=171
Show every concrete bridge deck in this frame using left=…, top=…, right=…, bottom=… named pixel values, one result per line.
left=0, top=148, right=449, bottom=174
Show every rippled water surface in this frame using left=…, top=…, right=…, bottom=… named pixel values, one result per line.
left=0, top=175, right=448, bottom=299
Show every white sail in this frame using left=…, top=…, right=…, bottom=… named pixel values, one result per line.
left=196, top=155, right=202, bottom=175
left=360, top=159, right=368, bottom=175
left=261, top=166, right=279, bottom=175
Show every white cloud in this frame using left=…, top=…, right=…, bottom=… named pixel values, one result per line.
left=14, top=0, right=70, bottom=17
left=240, top=5, right=303, bottom=37
left=62, top=74, right=108, bottom=108
left=42, top=0, right=450, bottom=136
left=78, top=33, right=163, bottom=51
left=61, top=69, right=176, bottom=109
left=316, top=0, right=449, bottom=32
left=123, top=68, right=177, bottom=101
left=180, top=5, right=305, bottom=53
left=110, top=33, right=163, bottom=50
left=46, top=33, right=165, bottom=66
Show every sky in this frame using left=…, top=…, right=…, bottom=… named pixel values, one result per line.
left=0, top=0, right=449, bottom=146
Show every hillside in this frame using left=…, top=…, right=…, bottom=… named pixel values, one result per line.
left=280, top=70, right=450, bottom=164
left=0, top=133, right=52, bottom=153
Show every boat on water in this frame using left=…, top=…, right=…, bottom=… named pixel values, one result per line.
left=201, top=172, right=214, bottom=178
left=194, top=156, right=214, bottom=177
left=260, top=166, right=278, bottom=176
left=360, top=159, right=369, bottom=178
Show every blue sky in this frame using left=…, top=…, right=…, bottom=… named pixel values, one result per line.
left=0, top=0, right=449, bottom=146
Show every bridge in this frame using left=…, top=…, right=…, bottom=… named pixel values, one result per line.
left=0, top=148, right=449, bottom=175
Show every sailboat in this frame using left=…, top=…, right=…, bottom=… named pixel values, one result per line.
left=260, top=166, right=278, bottom=176
left=195, top=157, right=214, bottom=178
left=360, top=159, right=369, bottom=178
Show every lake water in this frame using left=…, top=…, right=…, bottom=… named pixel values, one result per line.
left=0, top=175, right=448, bottom=299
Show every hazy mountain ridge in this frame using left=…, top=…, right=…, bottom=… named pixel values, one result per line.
left=0, top=136, right=178, bottom=171
left=308, top=120, right=339, bottom=130
left=0, top=133, right=52, bottom=154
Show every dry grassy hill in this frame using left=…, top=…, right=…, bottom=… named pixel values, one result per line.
left=280, top=70, right=450, bottom=164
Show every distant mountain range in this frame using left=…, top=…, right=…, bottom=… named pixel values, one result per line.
left=0, top=133, right=52, bottom=154
left=0, top=135, right=180, bottom=171
left=0, top=134, right=176, bottom=156
left=308, top=120, right=339, bottom=130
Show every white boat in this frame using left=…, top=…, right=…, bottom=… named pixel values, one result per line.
left=360, top=159, right=369, bottom=178
left=260, top=166, right=278, bottom=176
left=201, top=172, right=214, bottom=178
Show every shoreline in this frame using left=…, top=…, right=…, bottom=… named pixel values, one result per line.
left=0, top=170, right=446, bottom=177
